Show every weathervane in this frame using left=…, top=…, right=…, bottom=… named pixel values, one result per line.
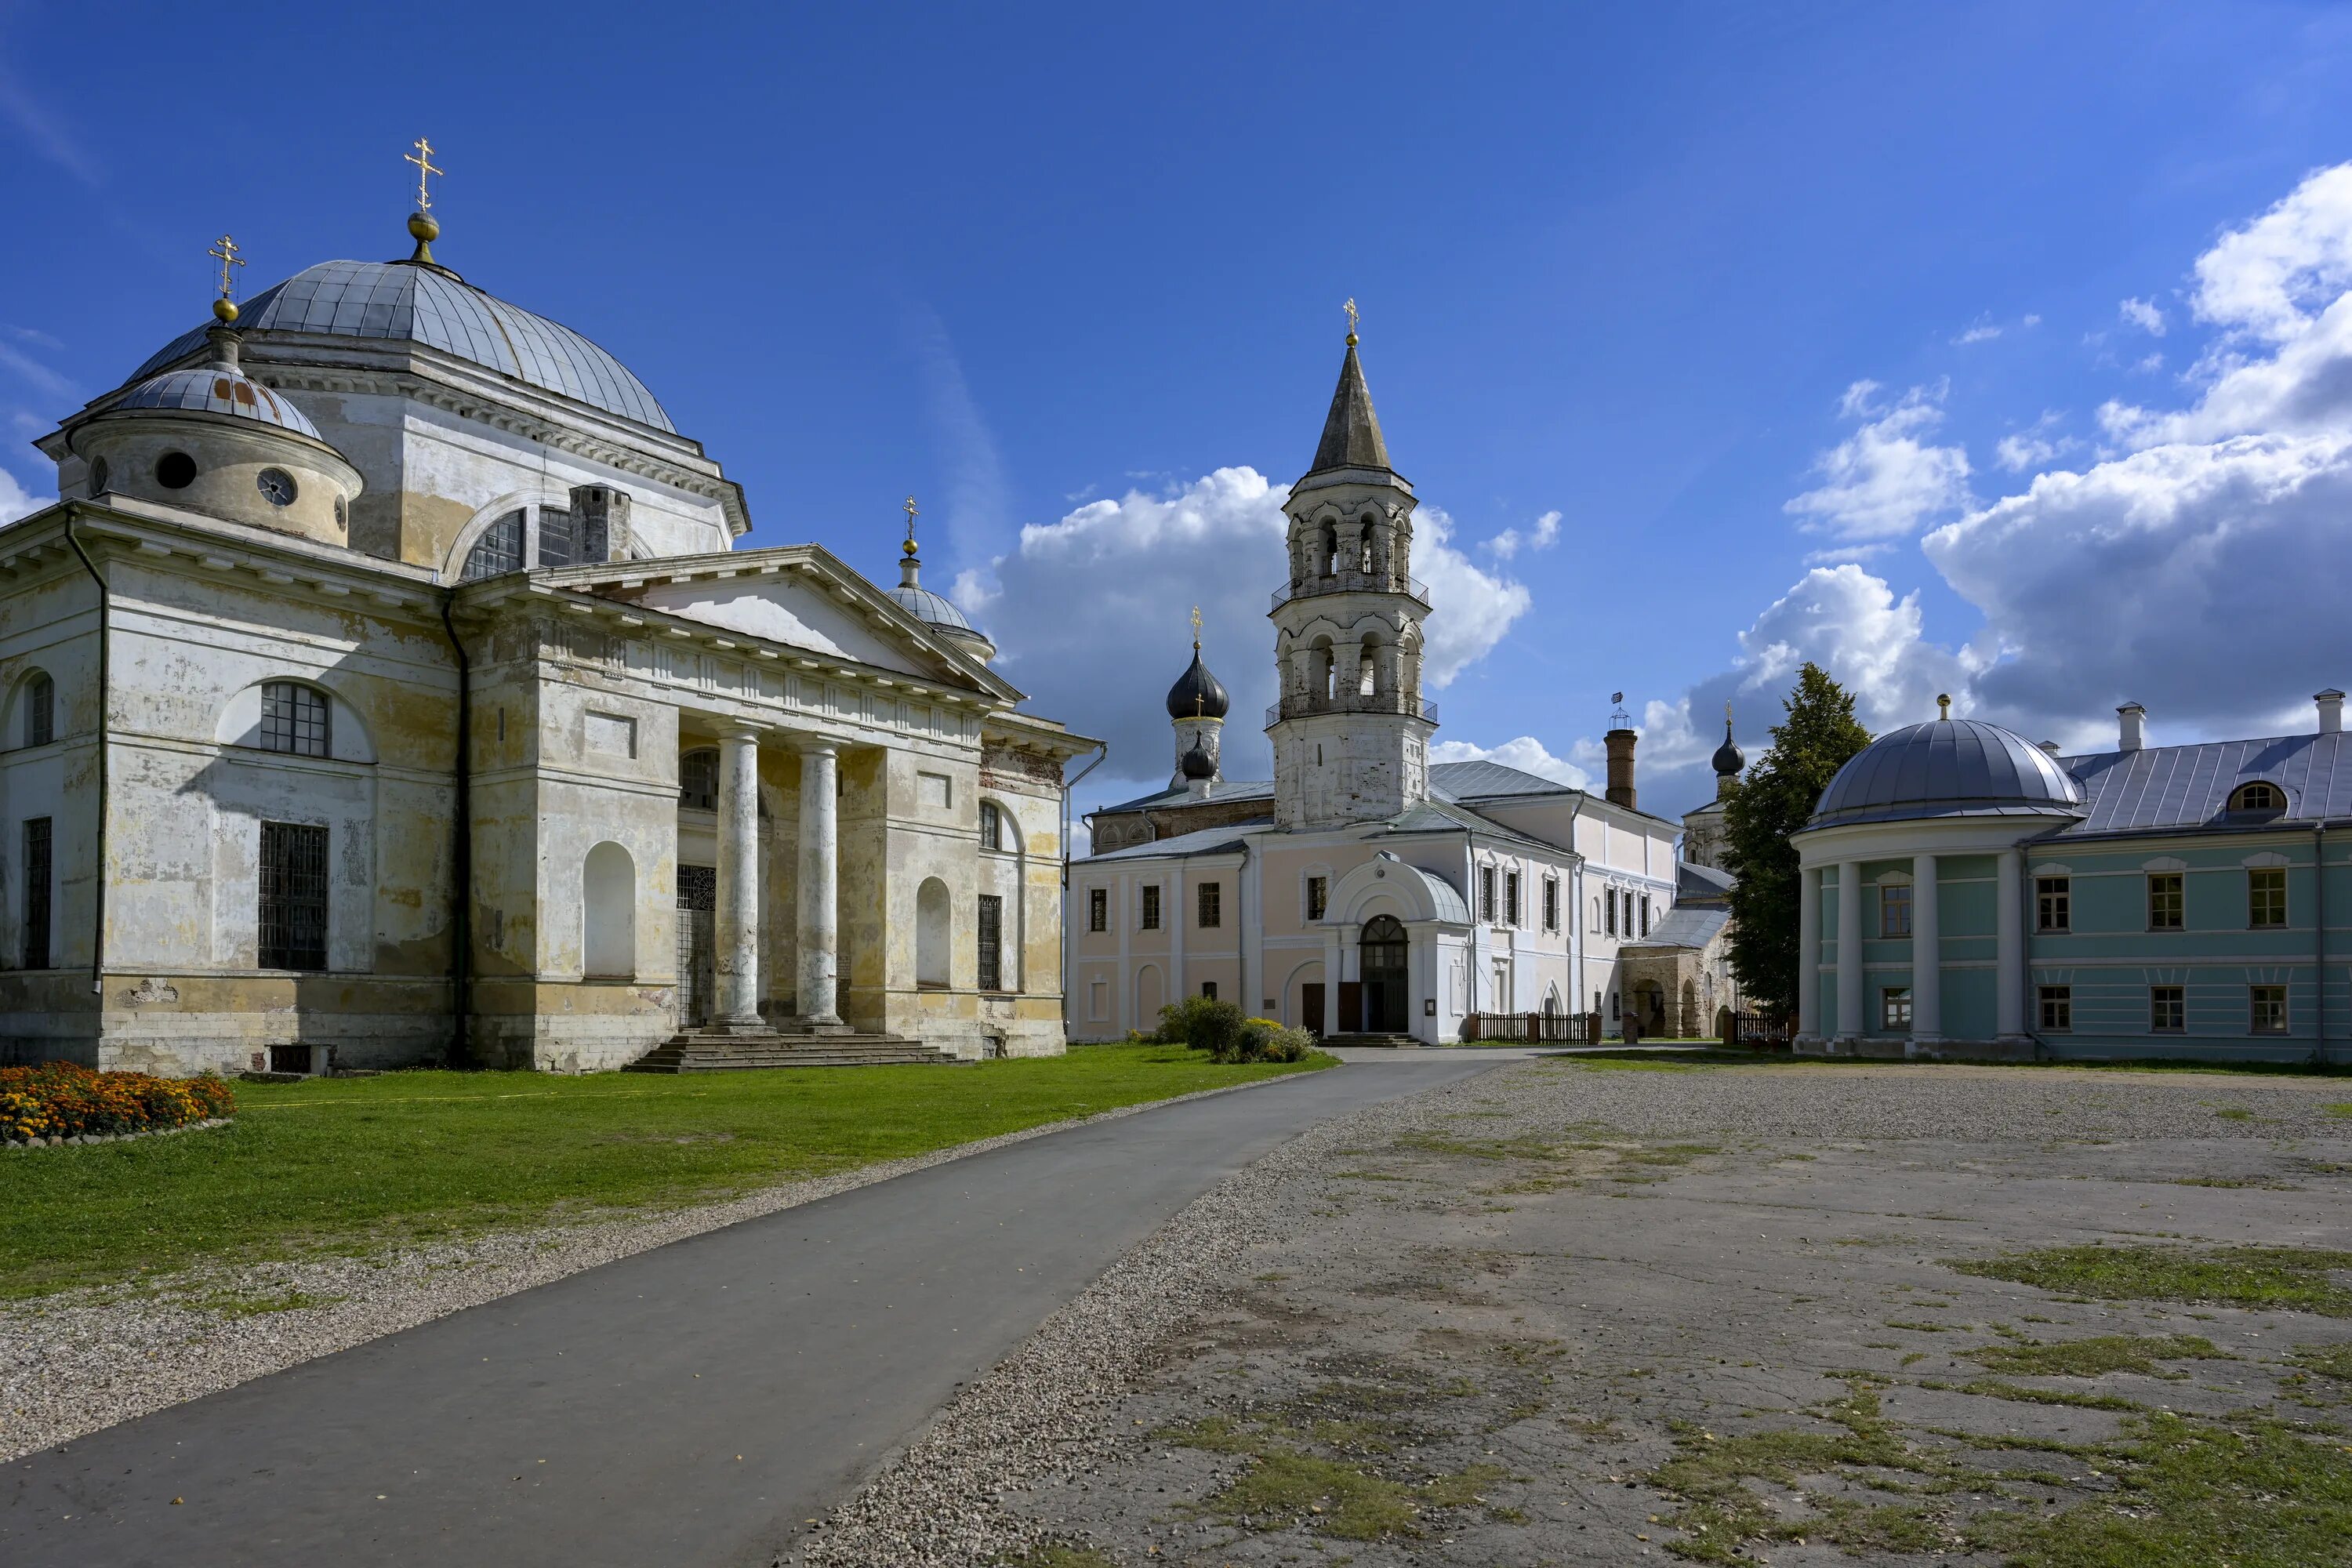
left=208, top=234, right=245, bottom=324
left=1343, top=296, right=1359, bottom=344
left=902, top=495, right=920, bottom=556
left=406, top=136, right=443, bottom=211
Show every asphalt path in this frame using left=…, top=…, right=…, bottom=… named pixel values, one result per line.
left=3, top=1054, right=1505, bottom=1567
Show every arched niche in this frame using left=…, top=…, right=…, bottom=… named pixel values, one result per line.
left=916, top=876, right=951, bottom=988
left=583, top=841, right=636, bottom=978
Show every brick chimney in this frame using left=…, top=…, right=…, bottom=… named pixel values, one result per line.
left=2118, top=702, right=2146, bottom=753
left=1605, top=727, right=1638, bottom=810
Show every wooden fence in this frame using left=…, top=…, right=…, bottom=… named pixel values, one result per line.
left=1459, top=1011, right=1604, bottom=1045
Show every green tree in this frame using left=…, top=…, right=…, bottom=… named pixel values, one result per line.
left=1722, top=662, right=1872, bottom=1025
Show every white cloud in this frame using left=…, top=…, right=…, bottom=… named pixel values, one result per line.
left=1782, top=379, right=1973, bottom=541
left=2023, top=314, right=2043, bottom=328
left=1429, top=735, right=1592, bottom=790
left=1952, top=319, right=2002, bottom=346
left=1482, top=507, right=1561, bottom=560
left=973, top=467, right=1531, bottom=786
left=0, top=464, right=50, bottom=525
left=1993, top=412, right=2079, bottom=474
left=2118, top=296, right=2168, bottom=336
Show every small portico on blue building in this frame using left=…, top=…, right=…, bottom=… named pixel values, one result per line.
left=1793, top=691, right=2350, bottom=1063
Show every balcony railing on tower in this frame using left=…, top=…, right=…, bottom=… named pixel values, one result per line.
left=1265, top=694, right=1439, bottom=728
left=1271, top=572, right=1431, bottom=612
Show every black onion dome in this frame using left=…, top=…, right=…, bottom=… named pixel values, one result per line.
left=1180, top=742, right=1217, bottom=781
left=1165, top=648, right=1229, bottom=720
left=1712, top=733, right=1745, bottom=776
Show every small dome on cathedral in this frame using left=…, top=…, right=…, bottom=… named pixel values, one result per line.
left=1712, top=727, right=1745, bottom=778
left=115, top=329, right=322, bottom=440
left=886, top=580, right=975, bottom=634
left=1180, top=740, right=1218, bottom=781
left=1166, top=648, right=1229, bottom=720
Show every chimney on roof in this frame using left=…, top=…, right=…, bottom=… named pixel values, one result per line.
left=570, top=485, right=632, bottom=562
left=2118, top=702, right=2146, bottom=753
left=1605, top=727, right=1638, bottom=811
left=2039, top=740, right=2061, bottom=755
left=2318, top=688, right=2345, bottom=735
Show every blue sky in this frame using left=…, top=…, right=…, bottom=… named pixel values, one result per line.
left=6, top=2, right=2352, bottom=818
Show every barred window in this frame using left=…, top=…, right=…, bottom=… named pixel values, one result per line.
left=2036, top=876, right=2070, bottom=932
left=1141, top=885, right=1160, bottom=930
left=2251, top=984, right=2288, bottom=1034
left=1879, top=883, right=1913, bottom=938
left=260, top=683, right=329, bottom=757
left=21, top=817, right=50, bottom=969
left=1306, top=876, right=1328, bottom=923
left=2147, top=873, right=2184, bottom=931
left=2151, top=985, right=2185, bottom=1033
left=1087, top=887, right=1107, bottom=933
left=1505, top=871, right=1522, bottom=926
left=1479, top=866, right=1497, bottom=923
left=1640, top=895, right=1651, bottom=938
left=259, top=821, right=328, bottom=971
left=678, top=749, right=719, bottom=811
left=976, top=894, right=1003, bottom=992
left=1543, top=877, right=1559, bottom=932
left=24, top=673, right=53, bottom=748
left=2249, top=866, right=2287, bottom=928
left=1198, top=881, right=1221, bottom=928
left=2038, top=985, right=2072, bottom=1033
left=461, top=510, right=525, bottom=580
left=1606, top=888, right=1617, bottom=937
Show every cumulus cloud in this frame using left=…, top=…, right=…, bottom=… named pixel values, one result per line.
left=975, top=468, right=1533, bottom=793
left=2118, top=296, right=2168, bottom=336
left=1993, top=412, right=2080, bottom=474
left=1429, top=735, right=1592, bottom=790
left=0, top=464, right=50, bottom=526
left=1482, top=508, right=1560, bottom=560
left=1782, top=379, right=1973, bottom=541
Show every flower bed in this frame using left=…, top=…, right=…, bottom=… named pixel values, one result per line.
left=0, top=1062, right=235, bottom=1145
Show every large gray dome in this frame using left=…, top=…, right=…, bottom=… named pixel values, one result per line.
left=132, top=260, right=673, bottom=433
left=1810, top=718, right=2085, bottom=829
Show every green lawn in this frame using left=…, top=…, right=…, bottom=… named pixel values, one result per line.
left=0, top=1043, right=1328, bottom=1300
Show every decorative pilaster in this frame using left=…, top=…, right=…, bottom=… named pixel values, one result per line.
left=1910, top=853, right=1942, bottom=1051
left=1835, top=860, right=1864, bottom=1047
left=713, top=726, right=762, bottom=1029
left=1995, top=847, right=2027, bottom=1044
left=1797, top=865, right=1822, bottom=1041
left=796, top=741, right=844, bottom=1029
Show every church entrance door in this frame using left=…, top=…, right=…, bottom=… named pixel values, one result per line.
left=1301, top=982, right=1325, bottom=1036
left=1360, top=915, right=1408, bottom=1034
left=677, top=865, right=717, bottom=1025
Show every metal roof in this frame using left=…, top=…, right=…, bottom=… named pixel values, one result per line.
left=115, top=365, right=321, bottom=439
left=133, top=260, right=674, bottom=433
left=884, top=582, right=974, bottom=633
left=2055, top=732, right=2352, bottom=836
left=1306, top=341, right=1391, bottom=475
left=1430, top=759, right=1577, bottom=800
left=1678, top=861, right=1734, bottom=900
left=1811, top=718, right=2085, bottom=829
left=1083, top=822, right=1265, bottom=861
left=1401, top=860, right=1472, bottom=924
left=1626, top=905, right=1729, bottom=951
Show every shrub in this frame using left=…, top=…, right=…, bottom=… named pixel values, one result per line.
left=1216, top=1018, right=1316, bottom=1065
left=0, top=1062, right=234, bottom=1143
left=1156, top=996, right=1247, bottom=1055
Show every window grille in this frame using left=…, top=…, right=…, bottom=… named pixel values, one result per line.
left=979, top=801, right=1004, bottom=851
left=1505, top=872, right=1522, bottom=926
left=2250, top=984, right=2288, bottom=1034
left=1141, top=885, right=1161, bottom=930
left=1479, top=867, right=1496, bottom=923
left=1543, top=877, right=1559, bottom=931
left=977, top=894, right=1003, bottom=991
left=676, top=863, right=717, bottom=912
left=2249, top=867, right=2287, bottom=928
left=2150, top=985, right=2185, bottom=1033
left=678, top=749, right=720, bottom=810
left=1879, top=883, right=1913, bottom=938
left=1306, top=876, right=1327, bottom=922
left=1197, top=881, right=1221, bottom=928
left=24, top=673, right=52, bottom=747
left=462, top=510, right=525, bottom=580
left=2147, top=873, right=2185, bottom=931
left=537, top=506, right=579, bottom=568
left=259, top=821, right=328, bottom=971
left=1087, top=887, right=1107, bottom=933
left=20, top=817, right=49, bottom=969
left=260, top=683, right=329, bottom=757
left=1606, top=889, right=1617, bottom=937
left=2036, top=877, right=2070, bottom=932
left=1640, top=896, right=1651, bottom=938
left=2038, top=985, right=2072, bottom=1033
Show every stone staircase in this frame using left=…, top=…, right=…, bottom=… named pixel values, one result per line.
left=622, top=1025, right=964, bottom=1073
left=1318, top=1033, right=1426, bottom=1049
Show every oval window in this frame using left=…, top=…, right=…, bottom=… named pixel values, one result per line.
left=88, top=456, right=110, bottom=495
left=154, top=451, right=198, bottom=489
left=256, top=468, right=298, bottom=507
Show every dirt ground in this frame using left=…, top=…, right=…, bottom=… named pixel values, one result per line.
left=1004, top=1056, right=2352, bottom=1567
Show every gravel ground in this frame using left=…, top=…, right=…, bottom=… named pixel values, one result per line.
left=795, top=1059, right=2352, bottom=1567
left=0, top=1078, right=1279, bottom=1466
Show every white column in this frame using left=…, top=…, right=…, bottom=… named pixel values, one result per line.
left=797, top=741, right=842, bottom=1027
left=1911, top=853, right=1941, bottom=1049
left=1995, top=845, right=2026, bottom=1041
left=1835, top=860, right=1864, bottom=1046
left=713, top=725, right=763, bottom=1029
left=1796, top=864, right=1822, bottom=1040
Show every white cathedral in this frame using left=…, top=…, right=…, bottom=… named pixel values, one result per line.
left=1067, top=332, right=1737, bottom=1044
left=0, top=186, right=1094, bottom=1076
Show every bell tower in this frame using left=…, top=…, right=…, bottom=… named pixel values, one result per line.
left=1268, top=311, right=1435, bottom=830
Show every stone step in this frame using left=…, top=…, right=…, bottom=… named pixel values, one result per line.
left=622, top=1030, right=963, bottom=1073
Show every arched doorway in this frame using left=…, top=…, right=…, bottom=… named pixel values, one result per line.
left=1632, top=979, right=1667, bottom=1034
left=1359, top=915, right=1408, bottom=1033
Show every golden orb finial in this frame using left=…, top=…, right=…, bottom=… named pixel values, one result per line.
left=208, top=234, right=245, bottom=321
left=902, top=495, right=920, bottom=555
left=212, top=296, right=238, bottom=325
left=1936, top=692, right=1952, bottom=720
left=1343, top=296, right=1359, bottom=347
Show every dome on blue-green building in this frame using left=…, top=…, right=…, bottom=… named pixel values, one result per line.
left=1810, top=717, right=2084, bottom=829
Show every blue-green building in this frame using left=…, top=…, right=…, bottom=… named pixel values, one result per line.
left=1792, top=694, right=2349, bottom=1063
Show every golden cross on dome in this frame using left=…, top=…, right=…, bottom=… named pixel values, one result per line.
left=406, top=136, right=443, bottom=211
left=1190, top=604, right=1203, bottom=649
left=209, top=234, right=244, bottom=300
left=1343, top=297, right=1359, bottom=340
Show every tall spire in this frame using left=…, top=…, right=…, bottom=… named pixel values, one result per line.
left=1307, top=305, right=1390, bottom=476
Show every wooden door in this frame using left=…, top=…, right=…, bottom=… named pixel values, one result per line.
left=1338, top=981, right=1363, bottom=1033
left=1301, top=983, right=1325, bottom=1036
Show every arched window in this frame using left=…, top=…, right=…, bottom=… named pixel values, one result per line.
left=1319, top=524, right=1338, bottom=576
left=2229, top=781, right=2285, bottom=814
left=1358, top=637, right=1377, bottom=698
left=583, top=842, right=635, bottom=978
left=916, top=877, right=951, bottom=988
left=679, top=748, right=720, bottom=811
left=979, top=800, right=1004, bottom=851
left=260, top=682, right=329, bottom=757
left=460, top=510, right=525, bottom=580
left=459, top=499, right=610, bottom=581
left=21, top=671, right=53, bottom=748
